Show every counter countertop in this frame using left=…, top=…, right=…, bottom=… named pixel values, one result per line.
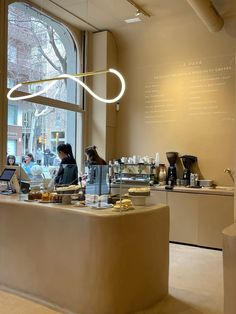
left=151, top=185, right=234, bottom=196
left=0, top=194, right=164, bottom=217
left=111, top=183, right=234, bottom=196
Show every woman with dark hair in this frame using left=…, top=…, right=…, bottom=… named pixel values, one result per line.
left=85, top=145, right=107, bottom=165
left=84, top=146, right=108, bottom=198
left=54, top=143, right=78, bottom=185
left=22, top=153, right=36, bottom=178
left=7, top=155, right=18, bottom=166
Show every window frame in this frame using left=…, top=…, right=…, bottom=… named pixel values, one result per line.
left=0, top=0, right=85, bottom=170
left=7, top=1, right=84, bottom=113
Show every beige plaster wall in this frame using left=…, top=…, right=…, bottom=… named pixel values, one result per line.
left=115, top=13, right=236, bottom=186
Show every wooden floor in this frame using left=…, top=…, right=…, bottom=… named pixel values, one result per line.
left=0, top=243, right=223, bottom=314
left=0, top=289, right=61, bottom=314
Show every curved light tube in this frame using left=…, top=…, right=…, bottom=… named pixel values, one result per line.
left=7, top=68, right=126, bottom=103
left=7, top=81, right=57, bottom=101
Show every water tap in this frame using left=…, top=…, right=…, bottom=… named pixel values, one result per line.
left=224, top=168, right=235, bottom=183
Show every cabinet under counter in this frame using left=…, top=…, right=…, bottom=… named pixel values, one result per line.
left=149, top=187, right=234, bottom=249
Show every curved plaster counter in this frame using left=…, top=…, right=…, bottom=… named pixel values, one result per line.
left=0, top=195, right=169, bottom=314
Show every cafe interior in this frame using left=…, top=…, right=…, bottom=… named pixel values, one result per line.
left=0, top=0, right=236, bottom=313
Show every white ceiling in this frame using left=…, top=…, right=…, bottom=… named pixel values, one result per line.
left=31, top=0, right=236, bottom=33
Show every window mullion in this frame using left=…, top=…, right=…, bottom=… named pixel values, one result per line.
left=7, top=89, right=84, bottom=113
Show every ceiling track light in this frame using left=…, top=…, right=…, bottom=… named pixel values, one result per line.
left=126, top=0, right=151, bottom=18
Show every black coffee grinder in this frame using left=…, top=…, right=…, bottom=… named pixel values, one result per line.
left=180, top=155, right=197, bottom=185
left=166, top=152, right=178, bottom=186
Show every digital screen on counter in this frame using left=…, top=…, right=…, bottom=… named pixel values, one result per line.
left=0, top=168, right=16, bottom=182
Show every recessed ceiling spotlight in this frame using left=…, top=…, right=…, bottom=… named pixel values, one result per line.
left=135, top=9, right=141, bottom=17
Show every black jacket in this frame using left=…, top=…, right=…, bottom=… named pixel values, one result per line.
left=55, top=157, right=78, bottom=185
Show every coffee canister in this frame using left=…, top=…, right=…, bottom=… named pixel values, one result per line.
left=190, top=173, right=198, bottom=187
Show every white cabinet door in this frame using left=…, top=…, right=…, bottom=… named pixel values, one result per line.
left=198, top=194, right=234, bottom=249
left=147, top=190, right=167, bottom=205
left=167, top=192, right=199, bottom=245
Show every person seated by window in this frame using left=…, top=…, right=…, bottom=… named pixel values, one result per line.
left=85, top=145, right=107, bottom=165
left=7, top=155, right=18, bottom=166
left=54, top=143, right=78, bottom=186
left=22, top=153, right=36, bottom=179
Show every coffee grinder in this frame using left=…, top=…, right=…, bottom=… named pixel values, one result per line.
left=166, top=152, right=178, bottom=186
left=180, top=155, right=197, bottom=185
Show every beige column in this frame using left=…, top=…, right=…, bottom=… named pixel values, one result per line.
left=86, top=30, right=118, bottom=161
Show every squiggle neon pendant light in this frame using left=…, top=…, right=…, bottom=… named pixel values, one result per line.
left=7, top=68, right=125, bottom=104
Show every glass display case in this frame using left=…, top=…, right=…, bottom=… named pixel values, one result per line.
left=108, top=162, right=152, bottom=209
left=111, top=162, right=154, bottom=185
left=0, top=163, right=151, bottom=210
left=85, top=165, right=111, bottom=208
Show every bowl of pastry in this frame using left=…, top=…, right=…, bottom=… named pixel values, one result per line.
left=56, top=185, right=81, bottom=194
left=129, top=195, right=147, bottom=206
left=128, top=187, right=150, bottom=206
left=128, top=186, right=150, bottom=196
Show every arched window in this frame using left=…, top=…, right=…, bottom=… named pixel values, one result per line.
left=7, top=2, right=82, bottom=172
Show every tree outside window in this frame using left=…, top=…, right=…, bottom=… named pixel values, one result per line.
left=7, top=2, right=79, bottom=172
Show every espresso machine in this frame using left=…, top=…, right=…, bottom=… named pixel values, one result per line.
left=166, top=152, right=178, bottom=186
left=180, top=155, right=197, bottom=185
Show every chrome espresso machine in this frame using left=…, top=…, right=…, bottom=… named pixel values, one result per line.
left=111, top=162, right=152, bottom=185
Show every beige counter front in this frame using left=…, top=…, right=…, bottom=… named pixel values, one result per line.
left=0, top=195, right=169, bottom=314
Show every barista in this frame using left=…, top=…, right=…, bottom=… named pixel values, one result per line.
left=54, top=143, right=78, bottom=185
left=85, top=145, right=107, bottom=165
left=84, top=146, right=108, bottom=191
